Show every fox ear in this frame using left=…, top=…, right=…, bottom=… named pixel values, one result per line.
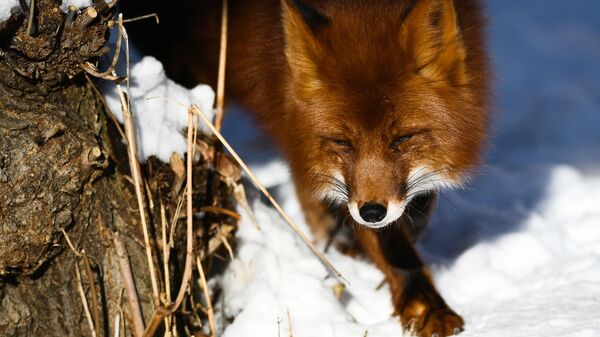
left=282, top=0, right=330, bottom=34
left=282, top=0, right=329, bottom=94
left=402, top=0, right=467, bottom=84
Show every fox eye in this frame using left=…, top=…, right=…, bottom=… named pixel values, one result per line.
left=391, top=134, right=414, bottom=150
left=331, top=139, right=354, bottom=153
left=333, top=139, right=352, bottom=147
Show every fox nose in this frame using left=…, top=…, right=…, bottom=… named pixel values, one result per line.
left=359, top=202, right=387, bottom=223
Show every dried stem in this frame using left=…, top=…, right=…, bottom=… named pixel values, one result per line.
left=287, top=309, right=294, bottom=337
left=115, top=13, right=161, bottom=307
left=76, top=263, right=98, bottom=337
left=192, top=105, right=346, bottom=282
left=82, top=251, right=101, bottom=336
left=160, top=202, right=173, bottom=334
left=213, top=0, right=228, bottom=132
left=114, top=313, right=121, bottom=337
left=81, top=62, right=123, bottom=81
left=61, top=228, right=82, bottom=257
left=196, top=256, right=216, bottom=337
left=122, top=13, right=160, bottom=24
left=82, top=14, right=124, bottom=79
left=25, top=0, right=35, bottom=36
left=170, top=107, right=197, bottom=309
left=61, top=229, right=101, bottom=335
left=143, top=307, right=169, bottom=337
left=200, top=206, right=241, bottom=220
left=114, top=234, right=145, bottom=337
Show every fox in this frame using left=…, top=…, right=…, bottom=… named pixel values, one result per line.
left=123, top=0, right=490, bottom=335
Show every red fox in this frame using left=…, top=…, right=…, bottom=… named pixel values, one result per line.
left=124, top=0, right=490, bottom=335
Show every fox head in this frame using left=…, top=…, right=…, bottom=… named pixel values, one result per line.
left=281, top=0, right=489, bottom=228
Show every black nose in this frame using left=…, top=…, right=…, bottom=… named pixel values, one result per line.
left=359, top=202, right=387, bottom=223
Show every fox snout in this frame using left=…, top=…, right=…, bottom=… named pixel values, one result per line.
left=315, top=164, right=457, bottom=229
left=359, top=203, right=387, bottom=222
left=348, top=200, right=407, bottom=229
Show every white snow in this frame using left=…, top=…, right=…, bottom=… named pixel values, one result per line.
left=103, top=55, right=215, bottom=162
left=214, top=0, right=600, bottom=336
left=0, top=0, right=19, bottom=23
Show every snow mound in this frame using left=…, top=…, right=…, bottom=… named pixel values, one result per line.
left=103, top=56, right=215, bottom=162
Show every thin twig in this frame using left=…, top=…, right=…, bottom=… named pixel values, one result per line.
left=213, top=0, right=228, bottom=132
left=170, top=187, right=186, bottom=245
left=192, top=105, right=346, bottom=283
left=81, top=62, right=123, bottom=81
left=82, top=251, right=101, bottom=336
left=114, top=313, right=121, bottom=337
left=277, top=317, right=282, bottom=337
left=160, top=202, right=173, bottom=334
left=219, top=227, right=235, bottom=261
left=171, top=107, right=197, bottom=309
left=61, top=229, right=101, bottom=335
left=117, top=289, right=126, bottom=337
left=25, top=0, right=35, bottom=36
left=81, top=14, right=124, bottom=79
left=143, top=307, right=170, bottom=337
left=122, top=13, right=159, bottom=24
left=76, top=263, right=98, bottom=337
left=61, top=228, right=82, bottom=257
left=114, top=234, right=145, bottom=337
left=234, top=183, right=261, bottom=230
left=200, top=206, right=241, bottom=220
left=196, top=256, right=216, bottom=337
left=287, top=309, right=294, bottom=337
left=115, top=13, right=161, bottom=307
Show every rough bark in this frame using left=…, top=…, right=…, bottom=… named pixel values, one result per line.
left=0, top=1, right=235, bottom=336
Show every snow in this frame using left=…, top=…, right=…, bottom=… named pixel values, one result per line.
left=102, top=54, right=215, bottom=162
left=215, top=0, right=600, bottom=336
left=0, top=0, right=19, bottom=23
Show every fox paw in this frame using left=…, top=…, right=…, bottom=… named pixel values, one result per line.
left=398, top=299, right=464, bottom=337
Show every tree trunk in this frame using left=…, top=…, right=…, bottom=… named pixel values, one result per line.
left=0, top=1, right=234, bottom=336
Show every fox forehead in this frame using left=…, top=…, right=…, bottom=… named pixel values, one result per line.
left=305, top=83, right=445, bottom=136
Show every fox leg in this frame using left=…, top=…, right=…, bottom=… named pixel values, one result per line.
left=353, top=212, right=464, bottom=337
